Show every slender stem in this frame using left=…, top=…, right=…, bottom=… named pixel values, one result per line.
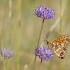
left=34, top=55, right=36, bottom=70
left=34, top=19, right=44, bottom=70
left=60, top=0, right=62, bottom=35
left=60, top=0, right=63, bottom=70
left=9, top=0, right=12, bottom=45
left=3, top=59, right=6, bottom=70
left=37, top=19, right=44, bottom=48
left=1, top=0, right=6, bottom=49
left=16, top=0, right=21, bottom=70
left=39, top=59, right=42, bottom=70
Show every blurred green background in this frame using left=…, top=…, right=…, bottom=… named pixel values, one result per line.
left=0, top=0, right=70, bottom=70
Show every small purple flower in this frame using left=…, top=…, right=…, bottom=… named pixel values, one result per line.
left=35, top=47, right=53, bottom=61
left=35, top=6, right=55, bottom=19
left=1, top=48, right=13, bottom=59
left=35, top=6, right=44, bottom=18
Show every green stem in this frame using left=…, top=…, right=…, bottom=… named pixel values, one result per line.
left=60, top=0, right=63, bottom=70
left=60, top=0, right=62, bottom=35
left=3, top=59, right=6, bottom=70
left=34, top=19, right=44, bottom=70
left=16, top=0, right=21, bottom=70
left=1, top=0, right=6, bottom=49
left=37, top=19, right=44, bottom=48
left=34, top=55, right=36, bottom=70
left=39, top=59, right=42, bottom=70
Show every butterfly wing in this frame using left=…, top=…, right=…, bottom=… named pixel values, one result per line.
left=51, top=35, right=70, bottom=59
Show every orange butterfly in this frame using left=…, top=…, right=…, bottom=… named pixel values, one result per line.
left=46, top=35, right=70, bottom=59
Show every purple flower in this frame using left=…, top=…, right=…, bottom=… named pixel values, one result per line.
left=1, top=48, right=13, bottom=59
left=35, top=6, right=55, bottom=19
left=35, top=6, right=44, bottom=18
left=35, top=47, right=53, bottom=61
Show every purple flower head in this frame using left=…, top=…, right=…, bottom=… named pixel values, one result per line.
left=35, top=47, right=53, bottom=61
left=1, top=47, right=13, bottom=59
left=35, top=6, right=44, bottom=18
left=35, top=6, right=55, bottom=19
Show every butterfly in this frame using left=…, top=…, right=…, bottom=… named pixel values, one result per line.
left=45, top=35, right=70, bottom=59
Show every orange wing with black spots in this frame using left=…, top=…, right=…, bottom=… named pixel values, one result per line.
left=51, top=35, right=70, bottom=59
left=46, top=35, right=70, bottom=59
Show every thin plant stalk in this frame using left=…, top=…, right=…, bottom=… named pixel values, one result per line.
left=60, top=0, right=62, bottom=35
left=3, top=59, right=6, bottom=70
left=6, top=0, right=12, bottom=70
left=1, top=1, right=7, bottom=70
left=39, top=59, right=42, bottom=70
left=16, top=0, right=22, bottom=70
left=37, top=19, right=44, bottom=49
left=60, top=0, right=63, bottom=70
left=1, top=0, right=6, bottom=49
left=8, top=0, right=12, bottom=46
left=34, top=19, right=44, bottom=70
left=34, top=55, right=36, bottom=70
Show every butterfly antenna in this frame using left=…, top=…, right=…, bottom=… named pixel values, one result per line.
left=44, top=29, right=50, bottom=40
left=43, top=31, right=51, bottom=45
